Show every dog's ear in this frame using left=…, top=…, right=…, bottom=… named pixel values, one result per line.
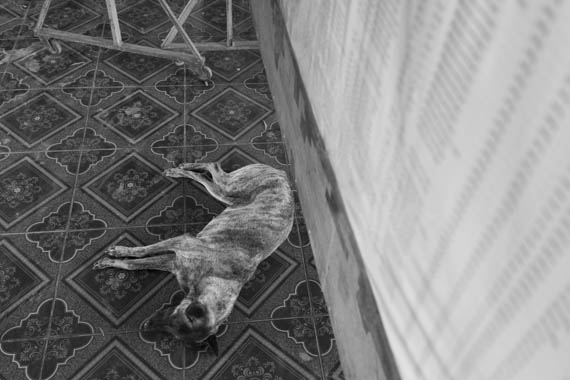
left=206, top=334, right=219, bottom=356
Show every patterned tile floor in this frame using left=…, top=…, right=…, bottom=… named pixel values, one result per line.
left=0, top=1, right=345, bottom=379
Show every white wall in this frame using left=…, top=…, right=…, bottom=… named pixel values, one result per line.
left=275, top=1, right=570, bottom=379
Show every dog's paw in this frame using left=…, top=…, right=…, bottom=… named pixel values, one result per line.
left=163, top=168, right=183, bottom=178
left=105, top=246, right=129, bottom=257
left=93, top=258, right=113, bottom=270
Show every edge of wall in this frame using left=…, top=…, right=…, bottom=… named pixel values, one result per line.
left=250, top=1, right=401, bottom=379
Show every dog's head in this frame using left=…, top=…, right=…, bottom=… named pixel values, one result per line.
left=143, top=301, right=219, bottom=355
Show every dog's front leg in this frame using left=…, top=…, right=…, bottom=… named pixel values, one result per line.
left=93, top=255, right=175, bottom=272
left=164, top=164, right=234, bottom=205
left=105, top=235, right=199, bottom=258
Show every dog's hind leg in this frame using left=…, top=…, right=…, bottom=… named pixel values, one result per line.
left=93, top=255, right=176, bottom=271
left=105, top=234, right=201, bottom=258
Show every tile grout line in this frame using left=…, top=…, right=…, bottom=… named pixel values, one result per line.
left=9, top=6, right=56, bottom=380
left=0, top=313, right=333, bottom=343
left=298, top=218, right=328, bottom=379
left=0, top=141, right=289, bottom=156
left=44, top=25, right=104, bottom=380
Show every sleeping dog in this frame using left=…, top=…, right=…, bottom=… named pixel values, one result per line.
left=93, top=162, right=294, bottom=354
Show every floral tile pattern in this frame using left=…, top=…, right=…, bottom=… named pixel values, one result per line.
left=82, top=153, right=177, bottom=222
left=204, top=50, right=261, bottom=81
left=155, top=68, right=214, bottom=103
left=192, top=88, right=271, bottom=140
left=191, top=0, right=250, bottom=33
left=94, top=90, right=179, bottom=144
left=0, top=298, right=94, bottom=380
left=66, top=232, right=170, bottom=326
left=0, top=2, right=344, bottom=380
left=0, top=92, right=82, bottom=148
left=251, top=121, right=288, bottom=164
left=37, top=0, right=98, bottom=31
left=13, top=43, right=92, bottom=86
left=69, top=339, right=164, bottom=380
left=151, top=124, right=218, bottom=165
left=0, top=157, right=68, bottom=228
left=104, top=41, right=173, bottom=84
left=63, top=70, right=124, bottom=106
left=118, top=0, right=169, bottom=34
left=202, top=327, right=316, bottom=380
left=46, top=128, right=116, bottom=175
left=235, top=248, right=298, bottom=316
left=26, top=201, right=107, bottom=262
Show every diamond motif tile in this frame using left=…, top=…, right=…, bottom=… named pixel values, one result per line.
left=203, top=328, right=316, bottom=380
left=38, top=0, right=99, bottom=31
left=119, top=0, right=168, bottom=34
left=104, top=40, right=172, bottom=83
left=83, top=153, right=177, bottom=222
left=70, top=339, right=163, bottom=380
left=0, top=92, right=81, bottom=148
left=235, top=248, right=297, bottom=316
left=218, top=146, right=257, bottom=172
left=94, top=90, right=179, bottom=144
left=14, top=43, right=91, bottom=85
left=0, top=298, right=94, bottom=380
left=66, top=232, right=170, bottom=326
left=0, top=239, right=49, bottom=319
left=192, top=88, right=271, bottom=140
left=0, top=157, right=68, bottom=229
left=191, top=0, right=250, bottom=33
left=205, top=50, right=260, bottom=81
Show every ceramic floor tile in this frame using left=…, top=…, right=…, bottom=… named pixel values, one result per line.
left=201, top=49, right=264, bottom=85
left=4, top=40, right=100, bottom=90
left=0, top=152, right=77, bottom=233
left=0, top=1, right=345, bottom=378
left=196, top=320, right=323, bottom=380
left=0, top=88, right=89, bottom=153
left=185, top=143, right=290, bottom=175
left=58, top=228, right=181, bottom=333
left=184, top=88, right=275, bottom=147
left=74, top=148, right=187, bottom=229
left=98, top=43, right=181, bottom=88
left=0, top=233, right=58, bottom=341
left=190, top=0, right=251, bottom=35
left=31, top=0, right=100, bottom=32
left=89, top=86, right=184, bottom=148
